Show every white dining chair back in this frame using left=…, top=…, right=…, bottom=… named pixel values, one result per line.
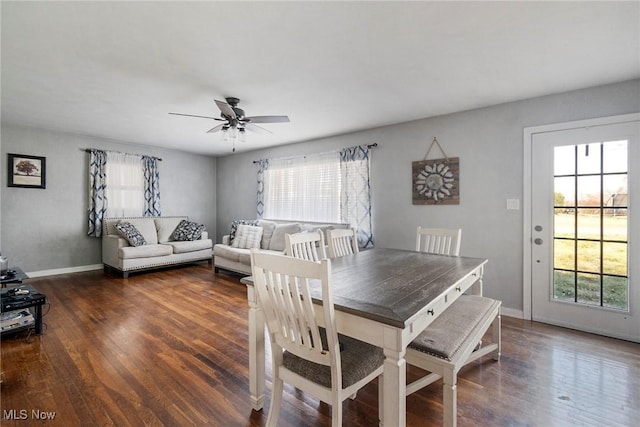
left=327, top=228, right=359, bottom=258
left=249, top=249, right=384, bottom=427
left=415, top=227, right=462, bottom=256
left=285, top=231, right=327, bottom=261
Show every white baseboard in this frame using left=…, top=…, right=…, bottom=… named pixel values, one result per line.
left=26, top=264, right=103, bottom=278
left=500, top=306, right=524, bottom=319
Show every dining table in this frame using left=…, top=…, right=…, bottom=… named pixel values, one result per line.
left=242, top=247, right=488, bottom=427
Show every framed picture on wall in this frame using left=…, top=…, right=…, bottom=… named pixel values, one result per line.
left=412, top=156, right=459, bottom=205
left=7, top=153, right=46, bottom=189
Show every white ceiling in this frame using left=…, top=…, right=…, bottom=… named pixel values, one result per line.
left=2, top=1, right=639, bottom=156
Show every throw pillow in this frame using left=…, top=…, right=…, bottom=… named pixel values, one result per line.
left=114, top=222, right=147, bottom=247
left=155, top=217, right=186, bottom=243
left=258, top=220, right=277, bottom=249
left=229, top=219, right=259, bottom=244
left=231, top=224, right=264, bottom=249
left=268, top=223, right=303, bottom=251
left=172, top=219, right=206, bottom=241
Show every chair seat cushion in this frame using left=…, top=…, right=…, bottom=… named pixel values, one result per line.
left=283, top=333, right=384, bottom=389
left=409, top=295, right=499, bottom=361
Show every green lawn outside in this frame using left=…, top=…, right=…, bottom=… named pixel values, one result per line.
left=553, top=213, right=628, bottom=309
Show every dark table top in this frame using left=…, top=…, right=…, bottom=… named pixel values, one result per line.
left=1, top=283, right=46, bottom=313
left=246, top=248, right=487, bottom=328
left=1, top=266, right=29, bottom=285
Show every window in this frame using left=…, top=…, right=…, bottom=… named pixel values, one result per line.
left=263, top=151, right=341, bottom=222
left=105, top=152, right=144, bottom=217
left=258, top=144, right=374, bottom=248
left=88, top=149, right=161, bottom=237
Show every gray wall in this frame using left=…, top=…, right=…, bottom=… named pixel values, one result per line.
left=216, top=79, right=640, bottom=313
left=1, top=125, right=216, bottom=272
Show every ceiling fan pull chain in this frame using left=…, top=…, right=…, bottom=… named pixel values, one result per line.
left=423, top=137, right=449, bottom=161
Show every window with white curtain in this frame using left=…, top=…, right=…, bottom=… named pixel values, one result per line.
left=263, top=151, right=342, bottom=222
left=105, top=152, right=144, bottom=217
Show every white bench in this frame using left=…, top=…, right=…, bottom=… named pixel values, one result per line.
left=405, top=295, right=501, bottom=427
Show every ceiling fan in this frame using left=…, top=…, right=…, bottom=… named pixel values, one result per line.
left=169, top=97, right=290, bottom=151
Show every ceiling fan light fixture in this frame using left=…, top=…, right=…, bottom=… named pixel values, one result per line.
left=171, top=96, right=289, bottom=151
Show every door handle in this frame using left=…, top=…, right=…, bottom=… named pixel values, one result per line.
left=534, top=238, right=543, bottom=245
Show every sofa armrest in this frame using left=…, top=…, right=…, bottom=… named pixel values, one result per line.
left=102, top=234, right=128, bottom=267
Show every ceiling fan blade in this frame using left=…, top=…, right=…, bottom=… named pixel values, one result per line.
left=244, top=115, right=290, bottom=124
left=169, top=112, right=223, bottom=120
left=206, top=124, right=226, bottom=133
left=215, top=99, right=236, bottom=119
left=245, top=122, right=272, bottom=135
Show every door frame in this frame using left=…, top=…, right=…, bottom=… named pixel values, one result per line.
left=523, top=113, right=640, bottom=321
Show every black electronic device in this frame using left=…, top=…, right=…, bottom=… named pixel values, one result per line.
left=1, top=292, right=46, bottom=311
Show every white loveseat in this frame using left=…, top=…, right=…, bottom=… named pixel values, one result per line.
left=102, top=216, right=213, bottom=278
left=213, top=219, right=349, bottom=275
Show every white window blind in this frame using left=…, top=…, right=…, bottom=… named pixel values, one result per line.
left=105, top=152, right=144, bottom=217
left=263, top=151, right=342, bottom=222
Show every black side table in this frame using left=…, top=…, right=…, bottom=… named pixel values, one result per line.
left=1, top=284, right=47, bottom=335
left=1, top=267, right=29, bottom=288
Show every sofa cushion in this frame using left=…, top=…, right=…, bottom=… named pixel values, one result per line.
left=155, top=217, right=187, bottom=243
left=167, top=239, right=213, bottom=254
left=119, top=244, right=172, bottom=259
left=258, top=220, right=278, bottom=249
left=114, top=222, right=147, bottom=247
left=231, top=224, right=264, bottom=249
left=126, top=218, right=159, bottom=245
left=229, top=219, right=259, bottom=244
left=172, top=219, right=206, bottom=241
left=269, top=223, right=303, bottom=251
left=213, top=244, right=248, bottom=262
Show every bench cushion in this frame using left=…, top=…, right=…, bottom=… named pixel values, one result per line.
left=410, top=295, right=499, bottom=361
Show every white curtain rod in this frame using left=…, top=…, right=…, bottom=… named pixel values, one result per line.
left=83, top=148, right=162, bottom=161
left=252, top=142, right=377, bottom=164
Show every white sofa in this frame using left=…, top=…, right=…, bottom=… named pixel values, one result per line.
left=213, top=219, right=349, bottom=275
left=102, top=216, right=213, bottom=278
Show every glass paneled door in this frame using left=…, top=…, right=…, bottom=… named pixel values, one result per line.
left=530, top=119, right=639, bottom=342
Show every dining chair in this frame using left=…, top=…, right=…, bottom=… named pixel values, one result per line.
left=249, top=249, right=384, bottom=426
left=326, top=228, right=359, bottom=258
left=285, top=231, right=327, bottom=261
left=415, top=227, right=462, bottom=256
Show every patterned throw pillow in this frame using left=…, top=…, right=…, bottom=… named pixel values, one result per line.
left=114, top=222, right=147, bottom=247
left=231, top=224, right=264, bottom=249
left=172, top=220, right=206, bottom=241
left=229, top=219, right=259, bottom=244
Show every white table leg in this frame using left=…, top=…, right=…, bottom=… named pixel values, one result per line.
left=247, top=285, right=265, bottom=411
left=382, top=347, right=406, bottom=427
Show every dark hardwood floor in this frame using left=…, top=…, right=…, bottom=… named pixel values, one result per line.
left=1, top=264, right=638, bottom=426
